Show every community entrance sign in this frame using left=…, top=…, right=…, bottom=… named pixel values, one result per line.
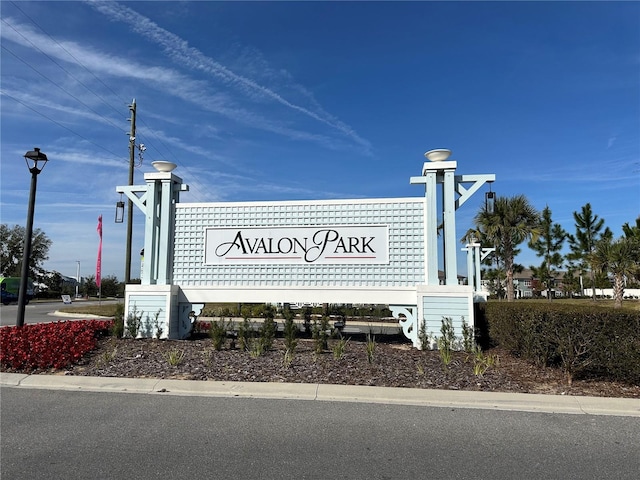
left=205, top=225, right=389, bottom=265
left=117, top=150, right=495, bottom=348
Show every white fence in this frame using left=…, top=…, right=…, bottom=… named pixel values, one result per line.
left=582, top=288, right=640, bottom=299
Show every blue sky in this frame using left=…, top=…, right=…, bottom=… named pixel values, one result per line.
left=1, top=1, right=638, bottom=282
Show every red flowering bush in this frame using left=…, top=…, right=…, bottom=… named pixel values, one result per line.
left=0, top=320, right=113, bottom=371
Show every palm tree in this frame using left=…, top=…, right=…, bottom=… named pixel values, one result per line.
left=467, top=195, right=540, bottom=301
left=622, top=217, right=640, bottom=284
left=591, top=236, right=637, bottom=308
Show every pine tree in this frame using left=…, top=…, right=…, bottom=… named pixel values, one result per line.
left=566, top=203, right=610, bottom=301
left=528, top=206, right=567, bottom=301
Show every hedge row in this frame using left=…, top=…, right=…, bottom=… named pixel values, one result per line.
left=484, top=302, right=640, bottom=384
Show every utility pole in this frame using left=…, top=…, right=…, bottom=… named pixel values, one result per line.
left=125, top=99, right=136, bottom=284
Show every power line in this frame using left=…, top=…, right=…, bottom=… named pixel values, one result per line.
left=1, top=90, right=127, bottom=162
left=9, top=1, right=130, bottom=117
left=5, top=4, right=182, bottom=169
left=0, top=24, right=125, bottom=134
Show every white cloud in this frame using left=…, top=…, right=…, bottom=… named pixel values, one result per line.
left=85, top=0, right=372, bottom=153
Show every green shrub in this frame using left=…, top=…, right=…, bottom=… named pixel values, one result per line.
left=303, top=307, right=312, bottom=335
left=259, top=316, right=277, bottom=351
left=143, top=309, right=163, bottom=339
left=418, top=320, right=430, bottom=351
left=282, top=308, right=298, bottom=352
left=312, top=316, right=330, bottom=354
left=437, top=317, right=456, bottom=367
left=237, top=318, right=253, bottom=351
left=461, top=317, right=474, bottom=353
left=125, top=304, right=143, bottom=338
left=112, top=303, right=125, bottom=338
left=486, top=301, right=640, bottom=384
left=209, top=319, right=227, bottom=350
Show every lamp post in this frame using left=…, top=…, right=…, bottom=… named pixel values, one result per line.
left=17, top=148, right=48, bottom=327
left=76, top=261, right=80, bottom=299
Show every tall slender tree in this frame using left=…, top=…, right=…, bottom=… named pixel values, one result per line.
left=528, top=206, right=567, bottom=300
left=467, top=195, right=540, bottom=301
left=566, top=203, right=610, bottom=301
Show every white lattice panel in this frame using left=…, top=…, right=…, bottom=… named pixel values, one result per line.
left=173, top=198, right=425, bottom=287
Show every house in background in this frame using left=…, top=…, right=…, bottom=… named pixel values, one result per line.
left=478, top=269, right=569, bottom=299
left=513, top=268, right=567, bottom=299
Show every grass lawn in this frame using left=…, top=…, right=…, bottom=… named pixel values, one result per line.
left=57, top=298, right=640, bottom=318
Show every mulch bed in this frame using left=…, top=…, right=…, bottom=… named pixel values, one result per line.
left=19, top=336, right=636, bottom=399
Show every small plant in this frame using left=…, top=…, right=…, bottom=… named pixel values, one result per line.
left=152, top=309, right=163, bottom=339
left=416, top=362, right=425, bottom=376
left=125, top=304, right=143, bottom=338
left=209, top=319, right=227, bottom=351
left=366, top=333, right=376, bottom=364
left=437, top=317, right=457, bottom=367
left=259, top=314, right=277, bottom=351
left=303, top=307, right=312, bottom=335
left=418, top=320, right=431, bottom=351
left=143, top=309, right=164, bottom=339
left=471, top=345, right=498, bottom=377
left=249, top=338, right=264, bottom=358
left=165, top=348, right=185, bottom=366
left=282, top=348, right=294, bottom=368
left=437, top=338, right=453, bottom=366
left=312, top=316, right=331, bottom=354
left=282, top=308, right=298, bottom=352
left=112, top=303, right=125, bottom=338
left=332, top=337, right=350, bottom=360
left=202, top=349, right=214, bottom=368
left=461, top=317, right=474, bottom=353
left=237, top=317, right=253, bottom=351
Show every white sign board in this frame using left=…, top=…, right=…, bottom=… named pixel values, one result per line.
left=205, top=225, right=389, bottom=265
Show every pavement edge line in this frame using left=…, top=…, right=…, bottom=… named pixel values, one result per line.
left=1, top=372, right=639, bottom=416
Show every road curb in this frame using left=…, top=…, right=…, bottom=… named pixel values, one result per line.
left=2, top=372, right=639, bottom=416
left=51, top=311, right=114, bottom=319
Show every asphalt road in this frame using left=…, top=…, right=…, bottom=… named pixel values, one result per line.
left=0, top=300, right=117, bottom=327
left=2, top=387, right=639, bottom=480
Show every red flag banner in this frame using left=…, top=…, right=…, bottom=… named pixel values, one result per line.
left=96, top=215, right=102, bottom=289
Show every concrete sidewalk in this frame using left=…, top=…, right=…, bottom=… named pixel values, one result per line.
left=2, top=372, right=638, bottom=417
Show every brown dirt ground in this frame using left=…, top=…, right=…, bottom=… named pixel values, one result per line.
left=19, top=334, right=639, bottom=399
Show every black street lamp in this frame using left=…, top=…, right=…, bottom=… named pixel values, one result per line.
left=17, top=148, right=48, bottom=327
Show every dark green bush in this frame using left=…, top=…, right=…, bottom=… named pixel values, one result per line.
left=486, top=302, right=640, bottom=384
left=209, top=319, right=227, bottom=350
left=282, top=307, right=298, bottom=352
left=111, top=303, right=125, bottom=338
left=258, top=305, right=277, bottom=351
